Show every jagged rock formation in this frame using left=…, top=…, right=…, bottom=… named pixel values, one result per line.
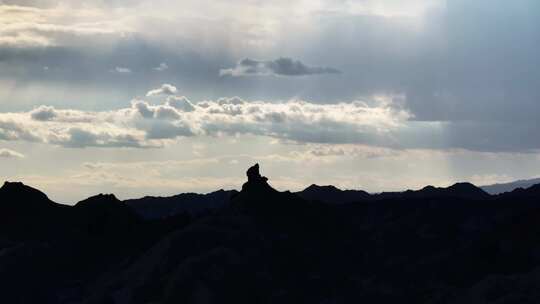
left=232, top=163, right=310, bottom=220
left=240, top=163, right=273, bottom=193
left=246, top=163, right=267, bottom=183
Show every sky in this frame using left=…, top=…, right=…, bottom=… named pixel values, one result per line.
left=1, top=0, right=540, bottom=203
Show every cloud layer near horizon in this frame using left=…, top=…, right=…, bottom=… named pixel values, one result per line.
left=2, top=85, right=539, bottom=152
left=0, top=148, right=24, bottom=158
left=0, top=84, right=412, bottom=148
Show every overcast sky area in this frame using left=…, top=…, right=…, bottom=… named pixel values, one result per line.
left=1, top=0, right=540, bottom=203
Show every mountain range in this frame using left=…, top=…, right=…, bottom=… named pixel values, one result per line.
left=480, top=177, right=540, bottom=194
left=2, top=164, right=540, bottom=303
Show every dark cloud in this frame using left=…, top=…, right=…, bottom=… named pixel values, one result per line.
left=30, top=105, right=57, bottom=121
left=267, top=58, right=341, bottom=76
left=57, top=128, right=148, bottom=149
left=220, top=57, right=341, bottom=77
left=143, top=121, right=194, bottom=139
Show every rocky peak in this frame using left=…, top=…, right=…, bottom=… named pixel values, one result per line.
left=246, top=163, right=268, bottom=183
left=75, top=193, right=122, bottom=208
left=0, top=181, right=54, bottom=206
left=241, top=163, right=273, bottom=193
left=232, top=164, right=279, bottom=210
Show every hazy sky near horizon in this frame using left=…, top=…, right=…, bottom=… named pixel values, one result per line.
left=1, top=0, right=540, bottom=202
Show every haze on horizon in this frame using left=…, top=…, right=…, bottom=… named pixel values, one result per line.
left=1, top=0, right=539, bottom=203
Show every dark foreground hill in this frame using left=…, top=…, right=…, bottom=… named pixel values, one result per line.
left=2, top=165, right=540, bottom=303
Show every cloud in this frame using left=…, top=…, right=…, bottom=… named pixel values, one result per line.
left=0, top=106, right=153, bottom=148
left=52, top=127, right=148, bottom=148
left=131, top=99, right=154, bottom=118
left=146, top=83, right=178, bottom=97
left=220, top=57, right=341, bottom=77
left=113, top=66, right=132, bottom=73
left=166, top=96, right=196, bottom=112
left=143, top=121, right=194, bottom=139
left=2, top=88, right=540, bottom=152
left=0, top=120, right=41, bottom=142
left=0, top=94, right=409, bottom=148
left=0, top=34, right=51, bottom=47
left=153, top=62, right=168, bottom=71
left=0, top=148, right=24, bottom=158
left=0, top=4, right=132, bottom=48
left=30, top=105, right=57, bottom=121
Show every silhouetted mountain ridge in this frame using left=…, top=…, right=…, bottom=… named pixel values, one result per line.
left=297, top=181, right=490, bottom=204
left=125, top=189, right=237, bottom=220
left=415, top=182, right=490, bottom=199
left=297, top=184, right=370, bottom=204
left=0, top=181, right=58, bottom=209
left=2, top=166, right=540, bottom=303
left=74, top=193, right=141, bottom=236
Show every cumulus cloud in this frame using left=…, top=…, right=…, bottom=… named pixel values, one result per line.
left=131, top=99, right=154, bottom=118
left=0, top=120, right=41, bottom=142
left=146, top=84, right=178, bottom=97
left=0, top=148, right=24, bottom=158
left=0, top=95, right=409, bottom=148
left=220, top=57, right=341, bottom=77
left=166, top=96, right=195, bottom=112
left=0, top=105, right=153, bottom=148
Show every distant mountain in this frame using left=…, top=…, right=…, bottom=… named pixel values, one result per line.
left=481, top=177, right=540, bottom=194
left=74, top=193, right=141, bottom=236
left=299, top=182, right=490, bottom=204
left=296, top=184, right=370, bottom=204
left=497, top=182, right=540, bottom=199
left=404, top=182, right=490, bottom=200
left=125, top=189, right=237, bottom=219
